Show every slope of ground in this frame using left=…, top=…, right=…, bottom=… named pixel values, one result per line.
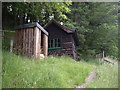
left=87, top=60, right=118, bottom=88
left=2, top=51, right=93, bottom=88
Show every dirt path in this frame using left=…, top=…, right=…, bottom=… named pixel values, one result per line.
left=74, top=69, right=97, bottom=89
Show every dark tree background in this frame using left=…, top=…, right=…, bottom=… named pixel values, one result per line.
left=2, top=2, right=119, bottom=59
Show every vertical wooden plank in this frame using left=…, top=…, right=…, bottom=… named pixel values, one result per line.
left=20, top=30, right=22, bottom=54
left=34, top=27, right=37, bottom=58
left=43, top=34, right=48, bottom=57
left=17, top=30, right=19, bottom=54
left=23, top=29, right=25, bottom=55
left=16, top=30, right=19, bottom=54
left=25, top=28, right=28, bottom=56
left=17, top=30, right=20, bottom=54
left=30, top=28, right=32, bottom=57
left=24, top=29, right=26, bottom=55
left=15, top=30, right=17, bottom=53
left=39, top=29, right=41, bottom=58
left=34, top=27, right=40, bottom=59
left=31, top=28, right=33, bottom=56
left=32, top=28, right=34, bottom=56
left=26, top=28, right=28, bottom=56
left=26, top=28, right=29, bottom=57
left=15, top=30, right=18, bottom=54
left=28, top=28, right=31, bottom=57
left=21, top=30, right=23, bottom=54
left=19, top=30, right=21, bottom=54
left=29, top=28, right=31, bottom=57
left=30, top=28, right=32, bottom=56
left=18, top=30, right=20, bottom=54
left=28, top=28, right=30, bottom=57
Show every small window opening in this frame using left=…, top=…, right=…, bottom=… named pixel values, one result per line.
left=48, top=38, right=61, bottom=49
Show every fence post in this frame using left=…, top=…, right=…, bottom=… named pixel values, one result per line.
left=102, top=50, right=105, bottom=62
left=10, top=39, right=13, bottom=53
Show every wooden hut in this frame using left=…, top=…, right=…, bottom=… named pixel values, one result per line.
left=44, top=20, right=79, bottom=59
left=15, top=22, right=48, bottom=59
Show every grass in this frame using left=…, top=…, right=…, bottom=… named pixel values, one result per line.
left=2, top=51, right=118, bottom=88
left=2, top=51, right=93, bottom=88
left=87, top=60, right=118, bottom=88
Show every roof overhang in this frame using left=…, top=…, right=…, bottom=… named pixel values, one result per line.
left=14, top=22, right=48, bottom=35
left=44, top=19, right=75, bottom=34
left=44, top=19, right=80, bottom=45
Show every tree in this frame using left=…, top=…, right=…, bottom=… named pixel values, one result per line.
left=2, top=2, right=71, bottom=27
left=2, top=2, right=118, bottom=58
left=65, top=2, right=118, bottom=58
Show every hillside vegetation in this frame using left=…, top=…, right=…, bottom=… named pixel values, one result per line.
left=2, top=2, right=118, bottom=88
left=2, top=51, right=118, bottom=88
left=87, top=60, right=118, bottom=88
left=2, top=51, right=93, bottom=88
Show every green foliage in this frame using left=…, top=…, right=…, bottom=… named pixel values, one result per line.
left=2, top=2, right=118, bottom=58
left=67, top=2, right=118, bottom=58
left=64, top=20, right=78, bottom=29
left=2, top=2, right=71, bottom=27
left=3, top=51, right=93, bottom=88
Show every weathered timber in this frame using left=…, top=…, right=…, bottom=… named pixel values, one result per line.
left=44, top=19, right=79, bottom=59
left=34, top=27, right=40, bottom=59
left=43, top=34, right=48, bottom=57
left=14, top=22, right=48, bottom=59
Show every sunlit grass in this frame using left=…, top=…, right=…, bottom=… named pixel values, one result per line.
left=2, top=51, right=93, bottom=88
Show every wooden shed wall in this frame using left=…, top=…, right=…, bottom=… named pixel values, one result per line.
left=45, top=23, right=77, bottom=59
left=15, top=27, right=36, bottom=58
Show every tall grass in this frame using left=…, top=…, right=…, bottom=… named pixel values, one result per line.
left=2, top=51, right=93, bottom=88
left=87, top=62, right=118, bottom=88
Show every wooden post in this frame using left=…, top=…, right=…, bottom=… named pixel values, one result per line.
left=10, top=39, right=13, bottom=53
left=43, top=34, right=48, bottom=57
left=15, top=30, right=19, bottom=54
left=103, top=50, right=104, bottom=59
left=34, top=27, right=41, bottom=59
left=2, top=31, right=4, bottom=40
left=102, top=50, right=105, bottom=62
left=23, top=29, right=25, bottom=55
